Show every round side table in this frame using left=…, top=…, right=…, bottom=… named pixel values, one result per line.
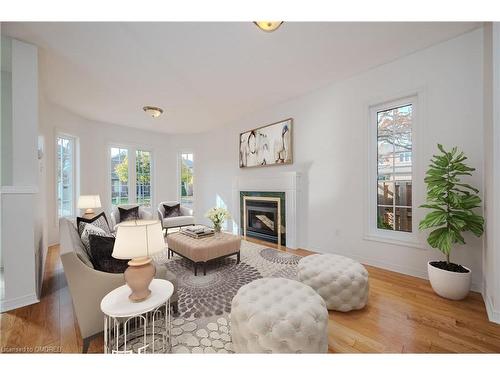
left=100, top=279, right=174, bottom=354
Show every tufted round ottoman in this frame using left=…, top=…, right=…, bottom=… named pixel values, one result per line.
left=230, top=278, right=328, bottom=353
left=298, top=254, right=369, bottom=312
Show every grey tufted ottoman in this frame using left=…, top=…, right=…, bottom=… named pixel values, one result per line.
left=230, top=278, right=329, bottom=353
left=298, top=254, right=369, bottom=312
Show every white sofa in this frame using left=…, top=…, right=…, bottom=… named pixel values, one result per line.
left=157, top=201, right=195, bottom=233
left=109, top=204, right=153, bottom=231
left=59, top=217, right=178, bottom=353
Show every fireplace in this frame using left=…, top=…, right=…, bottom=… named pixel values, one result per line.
left=240, top=192, right=286, bottom=246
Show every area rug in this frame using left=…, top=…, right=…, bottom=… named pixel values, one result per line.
left=155, top=240, right=302, bottom=353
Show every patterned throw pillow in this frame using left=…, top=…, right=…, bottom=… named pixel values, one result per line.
left=77, top=212, right=111, bottom=236
left=163, top=203, right=181, bottom=218
left=80, top=223, right=108, bottom=253
left=118, top=206, right=139, bottom=222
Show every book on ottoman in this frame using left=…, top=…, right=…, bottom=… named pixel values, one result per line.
left=180, top=225, right=214, bottom=239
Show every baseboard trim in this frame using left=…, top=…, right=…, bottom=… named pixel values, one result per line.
left=0, top=293, right=39, bottom=313
left=484, top=293, right=500, bottom=324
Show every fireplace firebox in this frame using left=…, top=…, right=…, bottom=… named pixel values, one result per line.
left=241, top=193, right=285, bottom=246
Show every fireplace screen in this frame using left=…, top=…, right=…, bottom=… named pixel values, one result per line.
left=245, top=199, right=280, bottom=244
left=248, top=205, right=277, bottom=235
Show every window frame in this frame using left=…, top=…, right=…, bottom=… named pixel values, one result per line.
left=178, top=151, right=194, bottom=210
left=55, top=132, right=78, bottom=220
left=108, top=143, right=155, bottom=209
left=365, top=93, right=424, bottom=248
left=109, top=145, right=132, bottom=207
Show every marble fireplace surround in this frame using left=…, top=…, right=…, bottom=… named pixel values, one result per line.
left=232, top=172, right=300, bottom=249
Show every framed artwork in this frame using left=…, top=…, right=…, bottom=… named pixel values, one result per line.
left=239, top=118, right=293, bottom=168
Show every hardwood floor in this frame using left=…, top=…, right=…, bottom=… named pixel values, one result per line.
left=1, top=241, right=500, bottom=353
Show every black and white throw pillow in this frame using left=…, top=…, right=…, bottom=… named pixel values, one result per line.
left=77, top=212, right=111, bottom=236
left=163, top=203, right=181, bottom=218
left=88, top=234, right=129, bottom=273
left=80, top=223, right=108, bottom=253
left=118, top=206, right=140, bottom=222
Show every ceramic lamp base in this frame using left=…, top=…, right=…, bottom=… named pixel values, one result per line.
left=124, top=257, right=156, bottom=302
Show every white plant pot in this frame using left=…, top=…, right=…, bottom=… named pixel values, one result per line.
left=427, top=261, right=471, bottom=300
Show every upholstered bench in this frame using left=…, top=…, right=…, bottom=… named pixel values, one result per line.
left=297, top=254, right=369, bottom=312
left=230, top=278, right=328, bottom=353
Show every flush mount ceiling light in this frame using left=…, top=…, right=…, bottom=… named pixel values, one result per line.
left=142, top=105, right=164, bottom=118
left=254, top=21, right=283, bottom=32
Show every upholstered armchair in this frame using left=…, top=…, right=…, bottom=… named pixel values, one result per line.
left=158, top=201, right=195, bottom=234
left=110, top=204, right=153, bottom=231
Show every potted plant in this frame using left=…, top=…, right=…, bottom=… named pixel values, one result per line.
left=419, top=144, right=484, bottom=300
left=205, top=207, right=231, bottom=234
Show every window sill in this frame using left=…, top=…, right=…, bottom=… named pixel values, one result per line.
left=363, top=232, right=427, bottom=250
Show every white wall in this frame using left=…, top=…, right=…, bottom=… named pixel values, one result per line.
left=41, top=101, right=178, bottom=245
left=1, top=38, right=41, bottom=312
left=168, top=28, right=485, bottom=291
left=482, top=22, right=500, bottom=323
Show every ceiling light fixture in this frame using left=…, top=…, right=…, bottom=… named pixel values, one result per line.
left=142, top=105, right=164, bottom=118
left=254, top=21, right=283, bottom=32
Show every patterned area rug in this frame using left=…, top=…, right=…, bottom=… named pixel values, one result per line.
left=155, top=240, right=301, bottom=353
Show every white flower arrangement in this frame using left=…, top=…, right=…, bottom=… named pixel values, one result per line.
left=205, top=207, right=231, bottom=232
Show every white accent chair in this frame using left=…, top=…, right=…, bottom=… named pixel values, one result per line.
left=109, top=204, right=153, bottom=231
left=157, top=201, right=195, bottom=234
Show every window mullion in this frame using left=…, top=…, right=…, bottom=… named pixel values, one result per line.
left=392, top=121, right=396, bottom=230
left=130, top=149, right=136, bottom=204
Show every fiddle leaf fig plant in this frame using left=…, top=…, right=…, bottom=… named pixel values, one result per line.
left=419, top=144, right=484, bottom=264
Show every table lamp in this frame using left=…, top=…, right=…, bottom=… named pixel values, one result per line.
left=112, top=220, right=166, bottom=302
left=78, top=195, right=101, bottom=215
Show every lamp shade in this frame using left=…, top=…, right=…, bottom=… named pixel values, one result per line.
left=77, top=195, right=101, bottom=209
left=112, top=220, right=165, bottom=260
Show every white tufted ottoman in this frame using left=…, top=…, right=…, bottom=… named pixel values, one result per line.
left=230, top=278, right=328, bottom=353
left=298, top=254, right=369, bottom=312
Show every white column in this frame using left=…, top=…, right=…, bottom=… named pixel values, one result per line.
left=0, top=38, right=40, bottom=312
left=482, top=22, right=500, bottom=323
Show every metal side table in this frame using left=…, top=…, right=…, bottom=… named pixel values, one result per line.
left=100, top=279, right=174, bottom=354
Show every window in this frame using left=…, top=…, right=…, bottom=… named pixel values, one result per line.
left=110, top=146, right=153, bottom=207
left=110, top=147, right=129, bottom=205
left=56, top=135, right=76, bottom=218
left=180, top=153, right=194, bottom=209
left=376, top=101, right=413, bottom=233
left=136, top=150, right=152, bottom=207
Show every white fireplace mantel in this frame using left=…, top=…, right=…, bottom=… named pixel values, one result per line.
left=232, top=171, right=300, bottom=249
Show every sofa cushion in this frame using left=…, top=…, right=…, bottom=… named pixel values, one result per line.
left=77, top=212, right=111, bottom=236
left=163, top=203, right=181, bottom=218
left=118, top=206, right=139, bottom=222
left=88, top=234, right=129, bottom=273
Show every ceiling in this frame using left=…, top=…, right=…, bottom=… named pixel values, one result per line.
left=2, top=22, right=481, bottom=134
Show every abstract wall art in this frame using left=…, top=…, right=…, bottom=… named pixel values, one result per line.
left=239, top=118, right=293, bottom=168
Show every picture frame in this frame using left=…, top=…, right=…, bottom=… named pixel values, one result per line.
left=239, top=118, right=293, bottom=168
